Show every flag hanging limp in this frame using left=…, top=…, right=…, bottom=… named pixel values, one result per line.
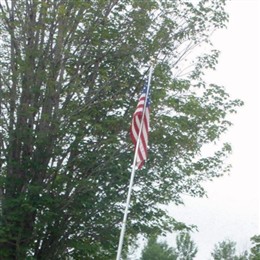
left=130, top=82, right=151, bottom=169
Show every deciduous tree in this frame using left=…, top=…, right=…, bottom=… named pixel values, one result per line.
left=140, top=236, right=177, bottom=260
left=175, top=232, right=198, bottom=260
left=211, top=239, right=249, bottom=260
left=211, top=240, right=237, bottom=260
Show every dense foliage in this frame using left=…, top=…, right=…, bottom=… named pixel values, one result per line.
left=0, top=0, right=242, bottom=258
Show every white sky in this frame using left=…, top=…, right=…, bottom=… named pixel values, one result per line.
left=166, top=0, right=260, bottom=258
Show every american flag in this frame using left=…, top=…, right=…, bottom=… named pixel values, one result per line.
left=130, top=82, right=150, bottom=169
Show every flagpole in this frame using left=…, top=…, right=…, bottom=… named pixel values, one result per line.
left=116, top=65, right=154, bottom=260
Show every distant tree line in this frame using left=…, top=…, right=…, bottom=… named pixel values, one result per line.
left=136, top=234, right=260, bottom=260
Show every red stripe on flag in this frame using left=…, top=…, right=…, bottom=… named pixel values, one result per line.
left=130, top=85, right=150, bottom=169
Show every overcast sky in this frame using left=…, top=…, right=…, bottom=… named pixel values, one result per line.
left=166, top=0, right=260, bottom=258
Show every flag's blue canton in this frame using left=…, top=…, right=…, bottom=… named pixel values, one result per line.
left=142, top=83, right=151, bottom=107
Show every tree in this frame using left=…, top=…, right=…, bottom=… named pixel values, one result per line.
left=139, top=232, right=198, bottom=260
left=211, top=240, right=237, bottom=260
left=140, top=236, right=177, bottom=260
left=250, top=235, right=260, bottom=260
left=235, top=252, right=249, bottom=260
left=175, top=232, right=198, bottom=260
left=0, top=0, right=242, bottom=259
left=211, top=240, right=248, bottom=260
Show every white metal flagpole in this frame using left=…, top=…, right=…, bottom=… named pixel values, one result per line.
left=116, top=66, right=153, bottom=260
